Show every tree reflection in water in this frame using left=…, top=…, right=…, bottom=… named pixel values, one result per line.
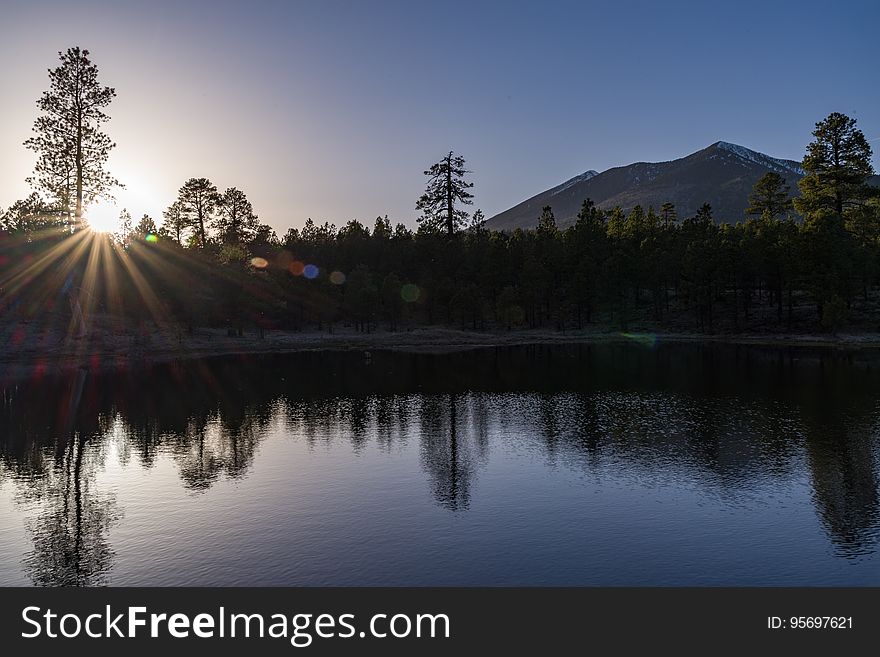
left=1, top=344, right=879, bottom=585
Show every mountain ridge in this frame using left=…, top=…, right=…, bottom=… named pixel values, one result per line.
left=486, top=142, right=811, bottom=230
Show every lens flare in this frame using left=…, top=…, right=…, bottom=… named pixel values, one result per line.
left=401, top=283, right=420, bottom=303
left=303, top=264, right=319, bottom=279
left=250, top=257, right=269, bottom=269
left=620, top=332, right=657, bottom=347
left=330, top=270, right=346, bottom=285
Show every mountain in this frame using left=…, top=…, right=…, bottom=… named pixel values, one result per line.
left=486, top=142, right=807, bottom=230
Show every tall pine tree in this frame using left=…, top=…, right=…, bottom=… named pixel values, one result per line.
left=24, top=47, right=120, bottom=230
left=794, top=112, right=874, bottom=222
left=416, top=151, right=474, bottom=236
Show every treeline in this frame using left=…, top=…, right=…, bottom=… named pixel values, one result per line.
left=2, top=42, right=879, bottom=336
left=1, top=185, right=878, bottom=336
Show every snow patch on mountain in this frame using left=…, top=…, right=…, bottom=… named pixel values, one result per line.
left=716, top=141, right=804, bottom=176
left=550, top=170, right=599, bottom=195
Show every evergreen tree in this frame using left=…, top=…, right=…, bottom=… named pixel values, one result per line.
left=0, top=193, right=65, bottom=237
left=24, top=47, right=120, bottom=230
left=792, top=114, right=872, bottom=320
left=251, top=224, right=279, bottom=247
left=624, top=205, right=647, bottom=240
left=536, top=206, right=558, bottom=236
left=689, top=203, right=714, bottom=228
left=372, top=215, right=393, bottom=239
left=468, top=209, right=487, bottom=234
left=381, top=272, right=403, bottom=330
left=606, top=206, right=626, bottom=239
left=567, top=199, right=607, bottom=325
left=645, top=206, right=660, bottom=234
left=162, top=200, right=187, bottom=245
left=115, top=208, right=133, bottom=246
left=135, top=214, right=158, bottom=236
left=215, top=187, right=259, bottom=244
left=747, top=172, right=792, bottom=220
left=345, top=265, right=379, bottom=332
left=415, top=151, right=474, bottom=236
left=794, top=112, right=875, bottom=221
left=177, top=178, right=219, bottom=247
left=660, top=202, right=677, bottom=228
left=575, top=198, right=604, bottom=228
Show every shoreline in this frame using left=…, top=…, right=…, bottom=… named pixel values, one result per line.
left=3, top=325, right=880, bottom=382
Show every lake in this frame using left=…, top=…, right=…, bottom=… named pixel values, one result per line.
left=1, top=343, right=878, bottom=586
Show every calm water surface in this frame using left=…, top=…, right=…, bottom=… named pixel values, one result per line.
left=1, top=344, right=879, bottom=586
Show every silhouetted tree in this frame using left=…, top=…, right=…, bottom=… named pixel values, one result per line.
left=114, top=208, right=133, bottom=246
left=24, top=47, right=120, bottom=230
left=162, top=200, right=187, bottom=244
left=135, top=214, right=158, bottom=237
left=660, top=201, right=677, bottom=228
left=215, top=187, right=259, bottom=244
left=416, top=151, right=474, bottom=236
left=536, top=206, right=558, bottom=235
left=0, top=193, right=65, bottom=237
left=468, top=208, right=486, bottom=234
left=177, top=178, right=219, bottom=247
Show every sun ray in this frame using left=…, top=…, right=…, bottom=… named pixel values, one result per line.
left=116, top=243, right=177, bottom=336
left=0, top=230, right=91, bottom=299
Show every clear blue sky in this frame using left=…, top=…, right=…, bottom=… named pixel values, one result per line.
left=1, top=0, right=878, bottom=232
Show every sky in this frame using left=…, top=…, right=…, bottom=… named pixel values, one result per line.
left=1, top=0, right=878, bottom=234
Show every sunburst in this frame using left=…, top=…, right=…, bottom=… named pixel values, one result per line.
left=84, top=201, right=122, bottom=233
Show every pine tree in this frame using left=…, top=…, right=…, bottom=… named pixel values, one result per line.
left=215, top=187, right=259, bottom=244
left=468, top=209, right=486, bottom=234
left=794, top=112, right=875, bottom=221
left=177, top=178, right=219, bottom=247
left=575, top=198, right=603, bottom=228
left=660, top=202, right=677, bottom=228
left=0, top=193, right=64, bottom=236
left=162, top=200, right=187, bottom=245
left=135, top=214, right=158, bottom=236
left=416, top=151, right=474, bottom=236
left=606, top=206, right=626, bottom=239
left=536, top=206, right=558, bottom=236
left=691, top=203, right=714, bottom=227
left=373, top=215, right=393, bottom=239
left=747, top=172, right=792, bottom=220
left=115, top=208, right=133, bottom=246
left=24, top=47, right=120, bottom=230
left=646, top=206, right=660, bottom=234
left=624, top=205, right=646, bottom=240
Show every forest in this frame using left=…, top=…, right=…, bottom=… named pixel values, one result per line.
left=2, top=47, right=880, bottom=339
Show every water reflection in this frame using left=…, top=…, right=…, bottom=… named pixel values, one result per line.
left=804, top=415, right=880, bottom=554
left=1, top=373, right=118, bottom=585
left=22, top=432, right=118, bottom=586
left=419, top=393, right=487, bottom=511
left=1, top=344, right=879, bottom=585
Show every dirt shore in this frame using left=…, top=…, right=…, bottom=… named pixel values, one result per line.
left=3, top=321, right=880, bottom=383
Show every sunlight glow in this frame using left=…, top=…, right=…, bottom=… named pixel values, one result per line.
left=85, top=202, right=121, bottom=233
